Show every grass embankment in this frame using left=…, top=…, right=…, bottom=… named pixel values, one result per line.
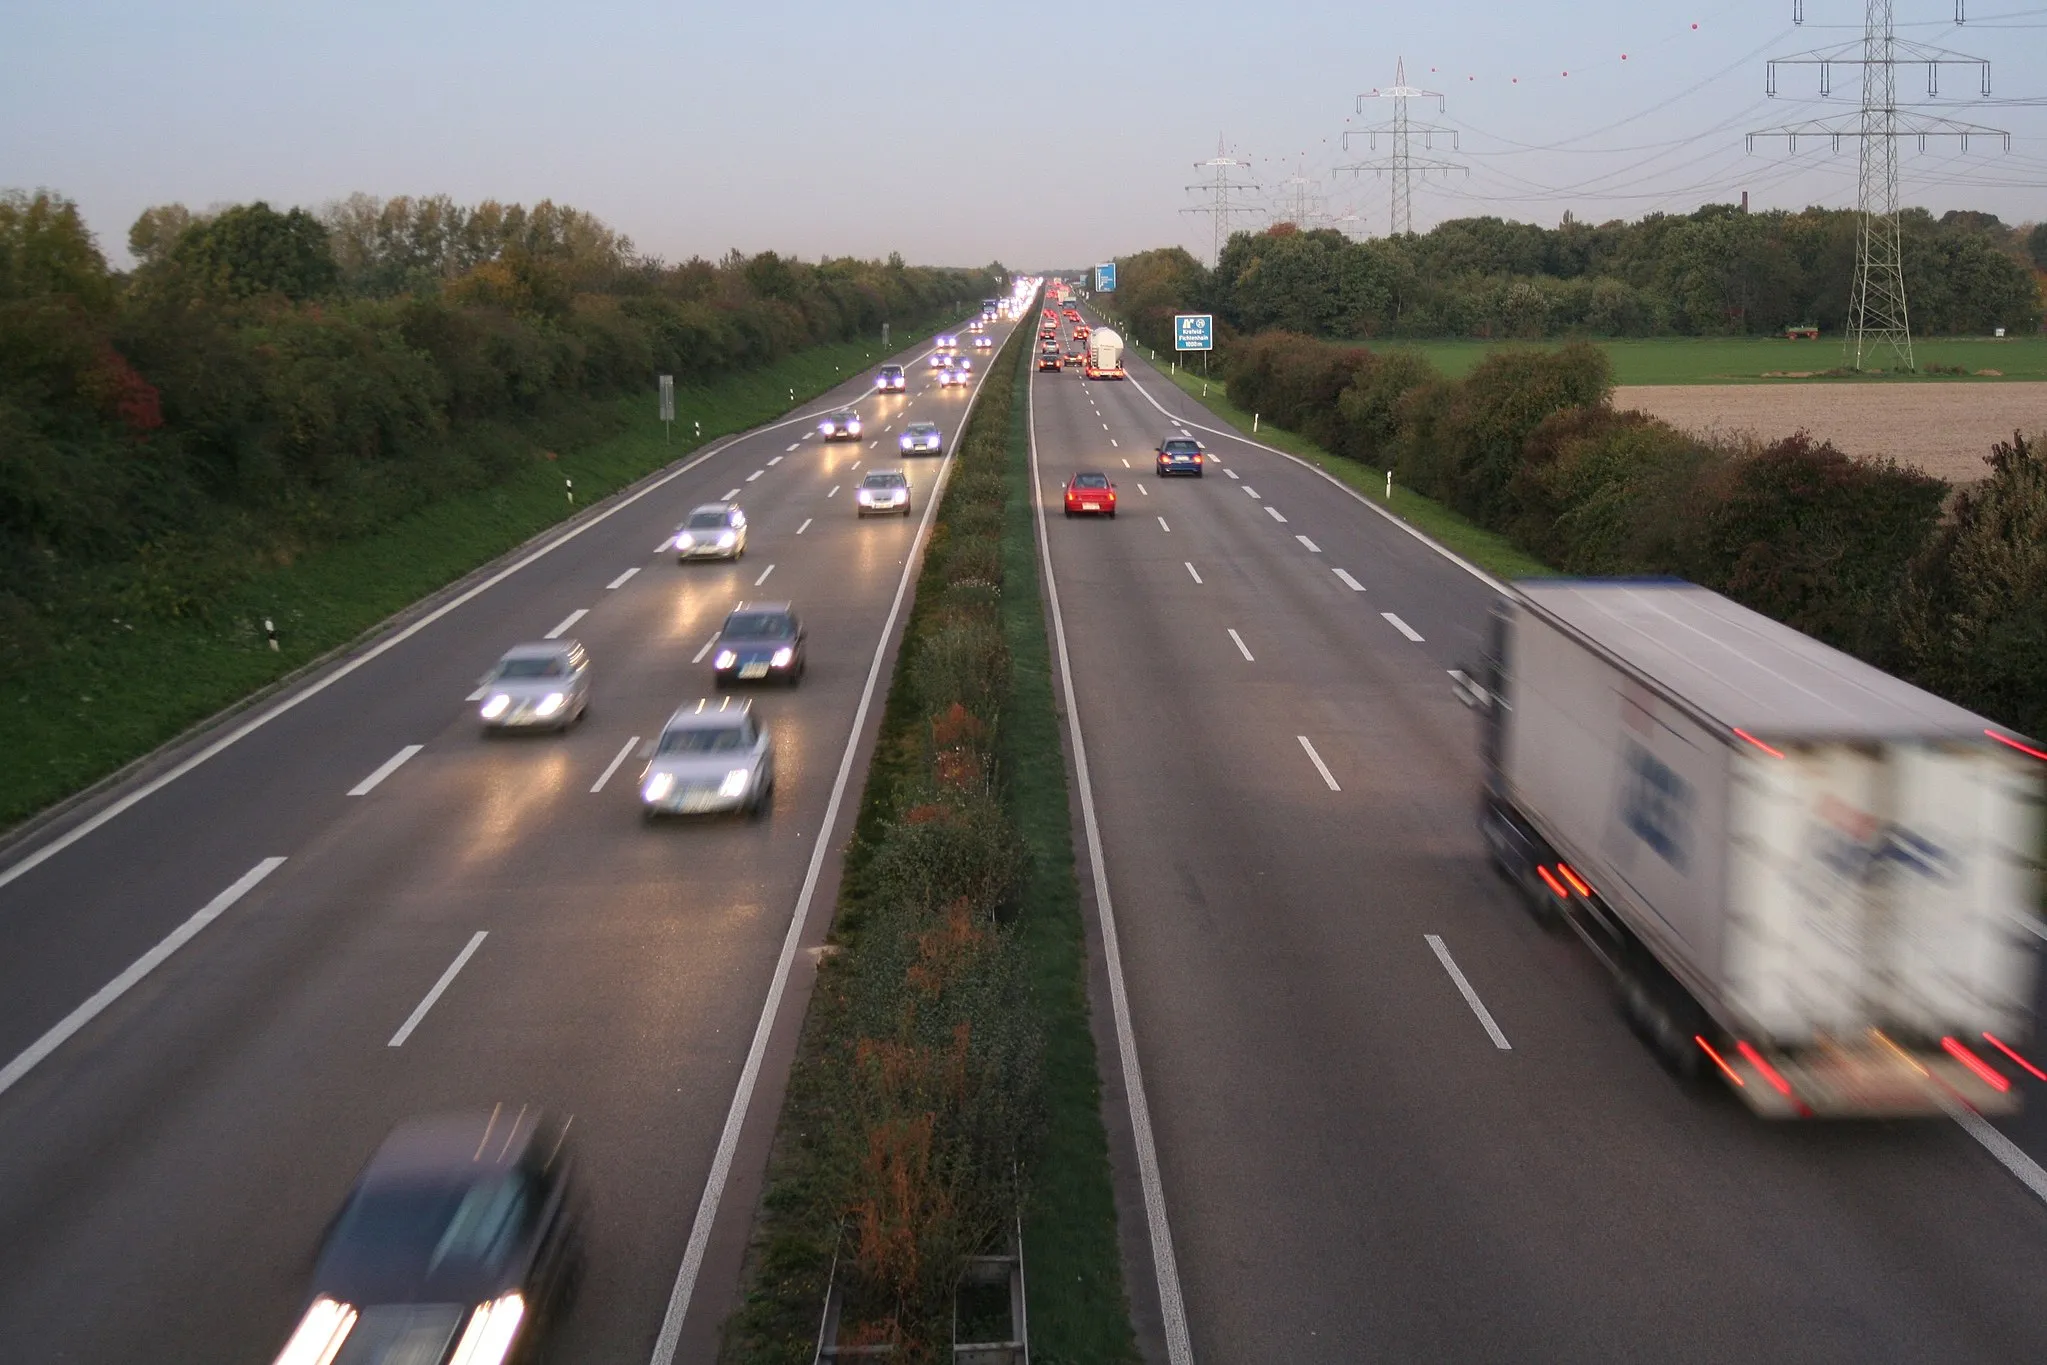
left=1146, top=356, right=1554, bottom=580
left=721, top=324, right=1137, bottom=1363
left=1371, top=334, right=2047, bottom=384
left=0, top=325, right=959, bottom=829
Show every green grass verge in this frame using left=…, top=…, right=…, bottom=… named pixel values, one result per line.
left=0, top=322, right=965, bottom=830
left=1148, top=360, right=1555, bottom=581
left=1000, top=355, right=1142, bottom=1364
left=1354, top=334, right=2047, bottom=384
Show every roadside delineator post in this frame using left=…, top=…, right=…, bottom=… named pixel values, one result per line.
left=264, top=618, right=278, bottom=652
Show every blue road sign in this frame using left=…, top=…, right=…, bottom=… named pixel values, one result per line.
left=1094, top=262, right=1117, bottom=292
left=1174, top=314, right=1214, bottom=351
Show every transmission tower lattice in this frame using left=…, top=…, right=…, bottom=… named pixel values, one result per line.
left=1751, top=0, right=2005, bottom=370
left=1183, top=137, right=1263, bottom=265
left=1273, top=156, right=1329, bottom=230
left=1339, top=57, right=1465, bottom=237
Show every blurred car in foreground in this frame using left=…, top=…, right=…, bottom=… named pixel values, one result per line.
left=898, top=421, right=943, bottom=455
left=819, top=408, right=862, bottom=440
left=856, top=469, right=913, bottom=516
left=1064, top=471, right=1117, bottom=517
left=712, top=602, right=806, bottom=686
left=874, top=364, right=906, bottom=392
left=270, top=1110, right=579, bottom=1365
left=1155, top=437, right=1205, bottom=477
left=640, top=699, right=774, bottom=818
left=673, top=502, right=747, bottom=561
left=477, top=642, right=590, bottom=731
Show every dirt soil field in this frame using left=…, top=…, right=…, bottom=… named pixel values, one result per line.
left=1615, top=383, right=2047, bottom=484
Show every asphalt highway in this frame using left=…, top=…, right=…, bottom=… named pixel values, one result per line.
left=0, top=316, right=1016, bottom=1362
left=1033, top=305, right=2047, bottom=1364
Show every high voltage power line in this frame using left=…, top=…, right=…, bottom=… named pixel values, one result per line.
left=1182, top=137, right=1263, bottom=265
left=1339, top=57, right=1467, bottom=236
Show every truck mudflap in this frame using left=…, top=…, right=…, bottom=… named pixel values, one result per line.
left=1699, top=1034, right=2023, bottom=1119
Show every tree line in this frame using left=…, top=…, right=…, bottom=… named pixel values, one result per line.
left=0, top=188, right=1001, bottom=677
left=1113, top=205, right=2042, bottom=349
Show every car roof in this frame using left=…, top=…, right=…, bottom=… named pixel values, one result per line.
left=1161, top=436, right=1202, bottom=447
left=906, top=420, right=939, bottom=430
left=830, top=407, right=857, bottom=417
left=864, top=468, right=908, bottom=479
left=662, top=696, right=755, bottom=730
left=360, top=1110, right=557, bottom=1185
left=499, top=641, right=579, bottom=662
left=728, top=600, right=794, bottom=616
left=687, top=501, right=737, bottom=516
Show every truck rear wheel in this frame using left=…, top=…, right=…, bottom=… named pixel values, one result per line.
left=1616, top=954, right=1706, bottom=1081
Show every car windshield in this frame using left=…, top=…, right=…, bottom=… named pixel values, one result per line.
left=1162, top=440, right=1200, bottom=456
left=722, top=612, right=793, bottom=640
left=687, top=511, right=729, bottom=529
left=908, top=424, right=937, bottom=436
left=330, top=1176, right=533, bottom=1277
left=659, top=724, right=750, bottom=754
left=497, top=657, right=565, bottom=679
left=1073, top=473, right=1110, bottom=489
left=881, top=367, right=901, bottom=376
left=832, top=411, right=855, bottom=422
left=863, top=473, right=904, bottom=488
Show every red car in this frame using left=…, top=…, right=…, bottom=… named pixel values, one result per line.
left=1063, top=471, right=1117, bottom=517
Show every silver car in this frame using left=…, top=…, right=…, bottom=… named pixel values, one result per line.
left=639, top=699, right=774, bottom=818
left=897, top=421, right=943, bottom=456
left=855, top=469, right=912, bottom=517
left=478, top=640, right=591, bottom=731
left=673, top=501, right=747, bottom=561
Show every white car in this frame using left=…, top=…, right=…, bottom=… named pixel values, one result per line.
left=673, top=501, right=746, bottom=561
left=855, top=469, right=912, bottom=517
left=640, top=699, right=774, bottom=818
left=477, top=640, right=591, bottom=732
left=898, top=421, right=943, bottom=455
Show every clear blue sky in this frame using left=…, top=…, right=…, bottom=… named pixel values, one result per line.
left=6, top=0, right=2045, bottom=269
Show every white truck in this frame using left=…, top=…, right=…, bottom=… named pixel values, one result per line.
left=1466, top=579, right=2043, bottom=1118
left=1085, top=327, right=1124, bottom=380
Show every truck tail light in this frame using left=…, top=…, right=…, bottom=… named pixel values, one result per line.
left=1557, top=863, right=1592, bottom=897
left=1534, top=865, right=1569, bottom=899
left=1982, top=1031, right=2047, bottom=1081
left=1695, top=1036, right=1744, bottom=1087
left=1736, top=1041, right=1795, bottom=1098
left=1942, top=1036, right=2010, bottom=1093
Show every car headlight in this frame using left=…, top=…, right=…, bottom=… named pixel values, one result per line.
left=720, top=769, right=751, bottom=797
left=772, top=646, right=795, bottom=667
left=716, top=530, right=737, bottom=548
left=273, top=1297, right=357, bottom=1365
left=819, top=420, right=834, bottom=433
left=847, top=421, right=861, bottom=434
left=643, top=772, right=674, bottom=802
left=447, top=1291, right=525, bottom=1365
left=480, top=694, right=511, bottom=720
left=534, top=692, right=566, bottom=717
left=714, top=649, right=738, bottom=669
left=899, top=436, right=913, bottom=448
left=676, top=531, right=695, bottom=547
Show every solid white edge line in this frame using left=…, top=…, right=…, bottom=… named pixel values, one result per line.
left=0, top=857, right=286, bottom=1099
left=1382, top=611, right=1425, bottom=643
left=347, top=744, right=424, bottom=797
left=1425, top=934, right=1513, bottom=1051
left=1184, top=562, right=1203, bottom=584
left=1027, top=354, right=1196, bottom=1365
left=1297, top=735, right=1341, bottom=792
left=1936, top=1088, right=2047, bottom=1204
left=1333, top=568, right=1366, bottom=592
left=544, top=607, right=588, bottom=640
left=691, top=634, right=718, bottom=665
left=590, top=736, right=640, bottom=794
left=1124, top=373, right=1506, bottom=591
left=1227, top=628, right=1255, bottom=662
left=606, top=567, right=640, bottom=590
left=646, top=319, right=1005, bottom=1365
left=387, top=931, right=489, bottom=1047
left=754, top=564, right=776, bottom=587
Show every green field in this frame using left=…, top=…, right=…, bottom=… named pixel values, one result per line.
left=1363, top=335, right=2047, bottom=384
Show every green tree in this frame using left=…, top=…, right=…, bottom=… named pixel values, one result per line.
left=0, top=190, right=113, bottom=309
left=127, top=203, right=202, bottom=268
left=163, top=201, right=338, bottom=302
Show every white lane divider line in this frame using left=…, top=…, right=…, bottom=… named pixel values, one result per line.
left=388, top=931, right=489, bottom=1048
left=1121, top=458, right=1130, bottom=467
left=754, top=563, right=776, bottom=587
left=796, top=518, right=813, bottom=535
left=884, top=424, right=893, bottom=432
left=1426, top=934, right=1512, bottom=1051
left=746, top=469, right=764, bottom=482
left=0, top=857, right=287, bottom=1101
left=1334, top=568, right=1366, bottom=592
left=606, top=567, right=640, bottom=590
left=1185, top=561, right=1203, bottom=584
left=1296, top=535, right=1321, bottom=553
left=827, top=485, right=840, bottom=498
left=466, top=685, right=489, bottom=702
left=1383, top=612, right=1425, bottom=643
left=692, top=633, right=719, bottom=664
left=722, top=487, right=741, bottom=501
left=1265, top=506, right=1288, bottom=523
left=1297, top=735, right=1341, bottom=792
left=785, top=442, right=800, bottom=452
left=1136, top=484, right=1149, bottom=496
left=767, top=455, right=784, bottom=466
left=1243, top=486, right=1261, bottom=499
left=851, top=460, right=861, bottom=470
left=1102, top=421, right=1110, bottom=430
left=868, top=440, right=877, bottom=449
left=1225, top=468, right=1240, bottom=481
left=349, top=745, right=424, bottom=797
left=544, top=608, right=588, bottom=640
left=1227, top=628, right=1255, bottom=662
left=590, top=736, right=640, bottom=794
left=1110, top=438, right=1119, bottom=448
left=1157, top=516, right=1171, bottom=533
left=654, top=538, right=676, bottom=554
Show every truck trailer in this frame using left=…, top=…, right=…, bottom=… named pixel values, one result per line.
left=1085, top=327, right=1124, bottom=379
left=1467, top=579, right=2043, bottom=1118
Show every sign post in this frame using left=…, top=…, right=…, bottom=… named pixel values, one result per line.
left=658, top=374, right=674, bottom=442
left=1094, top=262, right=1117, bottom=292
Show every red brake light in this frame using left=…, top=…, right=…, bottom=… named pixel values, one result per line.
left=1942, top=1035, right=2011, bottom=1092
left=1556, top=863, right=1592, bottom=897
left=1986, top=729, right=2047, bottom=762
left=1695, top=1036, right=1744, bottom=1087
left=1534, top=865, right=1569, bottom=899
left=1982, top=1032, right=2047, bottom=1081
left=1732, top=728, right=1786, bottom=759
left=1735, top=1041, right=1795, bottom=1097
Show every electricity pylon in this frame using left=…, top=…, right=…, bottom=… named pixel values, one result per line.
left=1273, top=156, right=1328, bottom=229
left=1751, top=0, right=2005, bottom=370
left=1339, top=57, right=1465, bottom=237
left=1183, top=136, right=1263, bottom=265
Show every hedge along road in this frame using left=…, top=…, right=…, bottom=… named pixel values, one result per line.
left=1041, top=301, right=2047, bottom=1363
left=0, top=311, right=1020, bottom=1363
